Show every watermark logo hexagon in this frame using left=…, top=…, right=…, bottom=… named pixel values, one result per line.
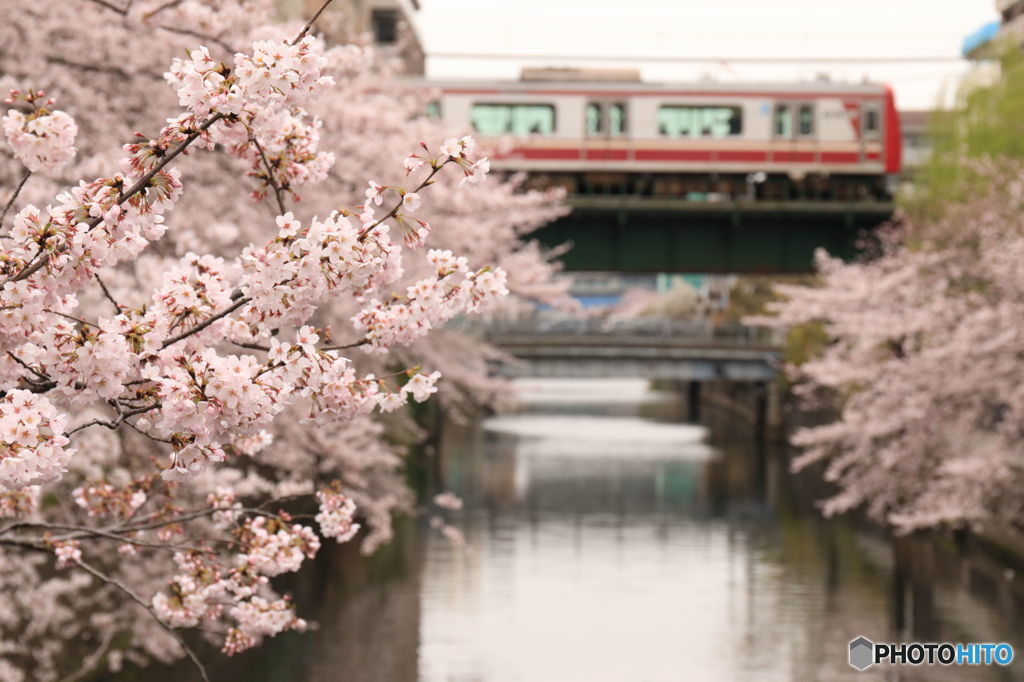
left=849, top=636, right=875, bottom=671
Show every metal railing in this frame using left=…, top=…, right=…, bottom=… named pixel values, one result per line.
left=483, top=314, right=784, bottom=349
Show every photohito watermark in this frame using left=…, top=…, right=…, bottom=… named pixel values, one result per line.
left=849, top=636, right=1014, bottom=671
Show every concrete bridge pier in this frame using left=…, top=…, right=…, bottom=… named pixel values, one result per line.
left=699, top=380, right=786, bottom=444
left=687, top=381, right=701, bottom=423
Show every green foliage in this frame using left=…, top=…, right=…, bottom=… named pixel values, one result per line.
left=721, top=276, right=785, bottom=324
left=908, top=42, right=1024, bottom=217
left=783, top=322, right=829, bottom=368
left=726, top=275, right=825, bottom=369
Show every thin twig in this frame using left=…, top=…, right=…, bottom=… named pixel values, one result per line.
left=95, top=274, right=123, bottom=313
left=81, top=0, right=124, bottom=12
left=0, top=170, right=30, bottom=229
left=6, top=352, right=49, bottom=382
left=320, top=340, right=370, bottom=351
left=249, top=133, right=288, bottom=214
left=357, top=161, right=449, bottom=243
left=160, top=295, right=251, bottom=349
left=292, top=0, right=335, bottom=45
left=65, top=418, right=119, bottom=435
left=44, top=309, right=100, bottom=328
left=234, top=338, right=368, bottom=353
left=75, top=559, right=211, bottom=682
left=123, top=418, right=174, bottom=444
left=65, top=402, right=160, bottom=437
left=82, top=0, right=238, bottom=53
left=57, top=627, right=115, bottom=682
left=143, top=0, right=184, bottom=19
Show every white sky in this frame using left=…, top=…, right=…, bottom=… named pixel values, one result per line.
left=415, top=0, right=999, bottom=110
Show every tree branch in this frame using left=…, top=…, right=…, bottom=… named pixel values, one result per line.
left=10, top=113, right=225, bottom=284
left=75, top=559, right=211, bottom=682
left=357, top=160, right=449, bottom=242
left=95, top=274, right=123, bottom=313
left=160, top=295, right=251, bottom=349
left=0, top=170, right=30, bottom=230
left=81, top=0, right=238, bottom=54
left=292, top=0, right=335, bottom=45
left=248, top=131, right=288, bottom=214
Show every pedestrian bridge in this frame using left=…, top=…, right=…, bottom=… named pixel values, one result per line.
left=485, top=318, right=782, bottom=382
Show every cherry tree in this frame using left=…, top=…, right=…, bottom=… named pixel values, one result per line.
left=0, top=1, right=568, bottom=679
left=758, top=162, right=1024, bottom=535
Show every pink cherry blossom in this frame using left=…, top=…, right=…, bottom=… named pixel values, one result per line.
left=402, top=191, right=422, bottom=212
left=3, top=92, right=78, bottom=175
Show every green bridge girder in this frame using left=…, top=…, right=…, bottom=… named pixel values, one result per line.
left=536, top=196, right=895, bottom=273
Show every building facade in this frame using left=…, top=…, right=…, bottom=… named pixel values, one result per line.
left=964, top=1, right=1024, bottom=57
left=278, top=0, right=425, bottom=72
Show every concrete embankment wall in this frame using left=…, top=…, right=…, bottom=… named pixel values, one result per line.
left=693, top=379, right=1024, bottom=572
left=691, top=380, right=789, bottom=444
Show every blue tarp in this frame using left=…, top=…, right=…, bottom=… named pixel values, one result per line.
left=963, top=21, right=1001, bottom=57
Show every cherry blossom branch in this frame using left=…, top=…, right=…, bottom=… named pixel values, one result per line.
left=82, top=0, right=238, bottom=54
left=248, top=131, right=288, bottom=214
left=0, top=169, right=30, bottom=229
left=234, top=338, right=369, bottom=353
left=11, top=112, right=225, bottom=283
left=1, top=521, right=210, bottom=554
left=356, top=161, right=448, bottom=242
left=65, top=402, right=160, bottom=436
left=160, top=295, right=252, bottom=349
left=44, top=309, right=100, bottom=328
left=95, top=274, right=123, bottom=312
left=6, top=351, right=49, bottom=383
left=143, top=0, right=185, bottom=19
left=74, top=559, right=211, bottom=682
left=292, top=0, right=335, bottom=46
left=56, top=626, right=115, bottom=682
left=45, top=55, right=161, bottom=83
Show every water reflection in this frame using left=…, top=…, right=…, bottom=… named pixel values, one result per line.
left=134, top=378, right=1024, bottom=681
left=422, top=378, right=1024, bottom=682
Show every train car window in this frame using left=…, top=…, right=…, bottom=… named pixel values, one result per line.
left=658, top=106, right=742, bottom=138
left=370, top=9, right=398, bottom=45
left=586, top=104, right=602, bottom=135
left=470, top=104, right=556, bottom=135
left=798, top=105, right=814, bottom=136
left=774, top=104, right=791, bottom=137
left=609, top=103, right=627, bottom=136
left=864, top=108, right=880, bottom=133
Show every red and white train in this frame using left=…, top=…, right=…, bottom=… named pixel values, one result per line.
left=429, top=71, right=901, bottom=201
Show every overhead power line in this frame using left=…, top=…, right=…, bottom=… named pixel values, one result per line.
left=427, top=52, right=966, bottom=64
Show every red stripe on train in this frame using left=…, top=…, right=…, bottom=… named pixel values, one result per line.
left=584, top=150, right=630, bottom=161
left=635, top=149, right=714, bottom=162
left=519, top=148, right=581, bottom=160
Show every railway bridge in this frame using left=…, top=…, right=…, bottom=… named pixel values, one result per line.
left=431, top=73, right=901, bottom=273
left=535, top=195, right=893, bottom=273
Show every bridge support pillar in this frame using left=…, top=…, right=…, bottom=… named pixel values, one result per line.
left=687, top=381, right=702, bottom=423
left=753, top=381, right=767, bottom=443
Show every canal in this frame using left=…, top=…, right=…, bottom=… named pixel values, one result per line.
left=155, top=378, right=1024, bottom=681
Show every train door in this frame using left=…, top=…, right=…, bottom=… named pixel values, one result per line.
left=772, top=101, right=817, bottom=198
left=771, top=102, right=794, bottom=161
left=772, top=102, right=816, bottom=158
left=860, top=101, right=882, bottom=164
left=769, top=102, right=795, bottom=199
left=584, top=101, right=628, bottom=162
left=795, top=101, right=817, bottom=165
